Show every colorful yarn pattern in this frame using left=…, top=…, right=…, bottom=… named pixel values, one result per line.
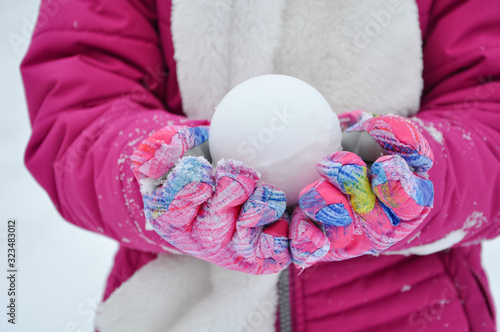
left=131, top=125, right=209, bottom=184
left=132, top=125, right=291, bottom=274
left=290, top=115, right=435, bottom=268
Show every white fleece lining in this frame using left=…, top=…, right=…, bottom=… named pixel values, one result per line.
left=228, top=0, right=286, bottom=89
left=384, top=211, right=488, bottom=256
left=170, top=0, right=233, bottom=120
left=95, top=254, right=280, bottom=332
left=273, top=0, right=423, bottom=116
left=97, top=1, right=424, bottom=330
left=170, top=0, right=286, bottom=120
left=384, top=230, right=467, bottom=256
left=173, top=0, right=423, bottom=120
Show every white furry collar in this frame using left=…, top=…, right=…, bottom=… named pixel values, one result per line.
left=172, top=0, right=423, bottom=120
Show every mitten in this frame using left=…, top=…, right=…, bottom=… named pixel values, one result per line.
left=290, top=114, right=434, bottom=268
left=132, top=125, right=291, bottom=274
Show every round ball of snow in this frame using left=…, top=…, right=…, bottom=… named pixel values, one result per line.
left=209, top=74, right=342, bottom=206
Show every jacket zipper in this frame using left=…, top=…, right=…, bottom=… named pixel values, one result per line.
left=278, top=267, right=292, bottom=332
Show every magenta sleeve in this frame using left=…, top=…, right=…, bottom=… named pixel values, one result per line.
left=21, top=0, right=208, bottom=252
left=388, top=0, right=500, bottom=252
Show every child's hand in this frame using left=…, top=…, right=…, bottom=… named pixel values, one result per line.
left=132, top=126, right=291, bottom=274
left=290, top=114, right=435, bottom=268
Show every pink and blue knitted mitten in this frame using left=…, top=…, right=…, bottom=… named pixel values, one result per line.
left=290, top=114, right=434, bottom=268
left=132, top=125, right=291, bottom=274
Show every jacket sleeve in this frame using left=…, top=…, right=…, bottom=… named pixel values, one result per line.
left=21, top=0, right=208, bottom=253
left=387, top=0, right=500, bottom=253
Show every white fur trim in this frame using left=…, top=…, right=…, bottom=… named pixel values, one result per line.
left=384, top=230, right=466, bottom=256
left=171, top=0, right=286, bottom=120
left=95, top=254, right=280, bottom=332
left=172, top=0, right=423, bottom=120
left=170, top=0, right=233, bottom=120
left=384, top=212, right=488, bottom=256
left=274, top=0, right=423, bottom=116
left=228, top=0, right=286, bottom=89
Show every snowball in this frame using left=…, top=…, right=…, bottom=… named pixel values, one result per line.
left=209, top=75, right=342, bottom=206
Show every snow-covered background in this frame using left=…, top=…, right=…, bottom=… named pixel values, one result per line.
left=0, top=1, right=498, bottom=331
left=1, top=2, right=117, bottom=331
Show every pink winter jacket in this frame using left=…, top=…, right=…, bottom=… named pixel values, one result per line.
left=22, top=0, right=500, bottom=331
